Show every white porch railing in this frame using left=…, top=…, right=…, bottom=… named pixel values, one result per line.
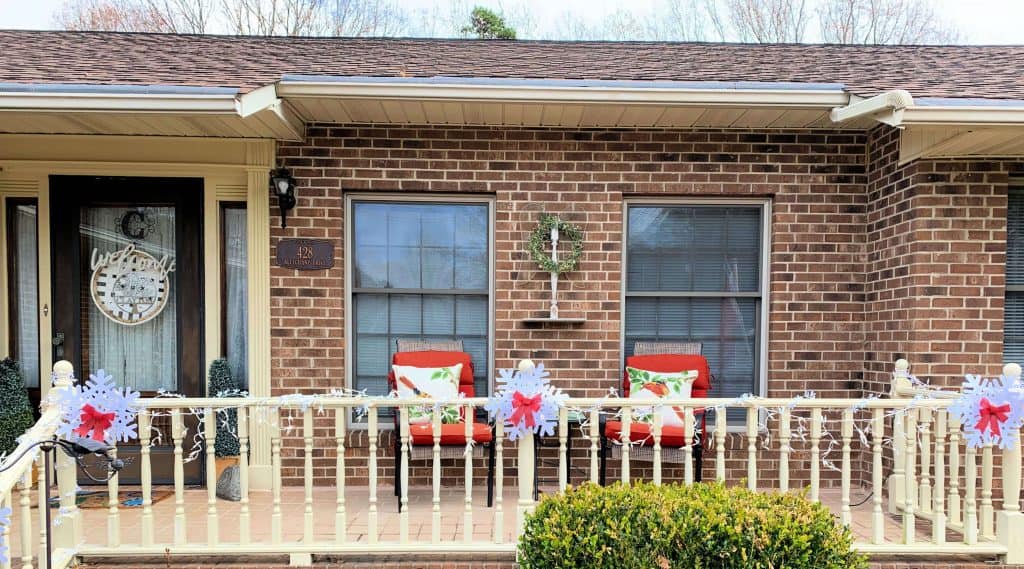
left=1, top=359, right=1022, bottom=566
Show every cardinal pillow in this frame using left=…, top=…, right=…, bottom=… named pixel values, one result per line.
left=393, top=363, right=463, bottom=424
left=626, top=367, right=698, bottom=427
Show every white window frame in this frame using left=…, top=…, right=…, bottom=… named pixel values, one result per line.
left=620, top=197, right=772, bottom=429
left=344, top=192, right=496, bottom=429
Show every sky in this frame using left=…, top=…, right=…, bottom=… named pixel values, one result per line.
left=1, top=0, right=1024, bottom=44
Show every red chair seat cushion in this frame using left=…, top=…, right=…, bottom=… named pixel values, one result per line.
left=604, top=419, right=703, bottom=447
left=409, top=422, right=493, bottom=446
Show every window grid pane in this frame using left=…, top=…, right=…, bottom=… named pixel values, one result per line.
left=1008, top=188, right=1024, bottom=366
left=625, top=204, right=763, bottom=422
left=352, top=201, right=490, bottom=404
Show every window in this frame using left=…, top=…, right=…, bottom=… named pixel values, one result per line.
left=349, top=199, right=491, bottom=400
left=624, top=202, right=768, bottom=422
left=221, top=203, right=248, bottom=389
left=1007, top=188, right=1024, bottom=363
left=6, top=198, right=39, bottom=390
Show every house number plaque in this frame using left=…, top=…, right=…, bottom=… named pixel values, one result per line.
left=276, top=238, right=334, bottom=270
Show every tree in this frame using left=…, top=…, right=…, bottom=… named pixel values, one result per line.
left=0, top=358, right=34, bottom=457
left=208, top=358, right=240, bottom=458
left=55, top=0, right=177, bottom=32
left=817, top=0, right=961, bottom=44
left=706, top=0, right=809, bottom=43
left=461, top=6, right=516, bottom=39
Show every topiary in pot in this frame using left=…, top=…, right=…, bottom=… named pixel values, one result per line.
left=208, top=358, right=241, bottom=500
left=0, top=358, right=35, bottom=457
left=519, top=481, right=867, bottom=569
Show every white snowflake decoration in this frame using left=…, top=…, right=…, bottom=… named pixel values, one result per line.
left=949, top=374, right=1024, bottom=449
left=51, top=369, right=141, bottom=444
left=0, top=505, right=9, bottom=563
left=485, top=363, right=568, bottom=441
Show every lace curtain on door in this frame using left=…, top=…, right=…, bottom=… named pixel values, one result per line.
left=13, top=204, right=39, bottom=388
left=83, top=207, right=177, bottom=392
left=223, top=207, right=248, bottom=388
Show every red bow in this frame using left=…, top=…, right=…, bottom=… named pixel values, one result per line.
left=975, top=398, right=1012, bottom=438
left=510, top=391, right=543, bottom=428
left=74, top=404, right=115, bottom=442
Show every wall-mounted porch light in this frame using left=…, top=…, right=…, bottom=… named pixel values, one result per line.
left=269, top=167, right=296, bottom=228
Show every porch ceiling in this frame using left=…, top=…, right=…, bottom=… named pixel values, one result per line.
left=0, top=109, right=301, bottom=139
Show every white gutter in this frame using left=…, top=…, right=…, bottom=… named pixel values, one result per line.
left=277, top=76, right=851, bottom=108
left=0, top=83, right=240, bottom=114
left=829, top=90, right=914, bottom=126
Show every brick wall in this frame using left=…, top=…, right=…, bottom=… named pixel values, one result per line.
left=864, top=126, right=1018, bottom=393
left=270, top=124, right=870, bottom=487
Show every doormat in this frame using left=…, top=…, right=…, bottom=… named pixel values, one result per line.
left=48, top=489, right=173, bottom=509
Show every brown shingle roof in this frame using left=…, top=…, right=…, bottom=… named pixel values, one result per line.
left=2, top=30, right=1023, bottom=99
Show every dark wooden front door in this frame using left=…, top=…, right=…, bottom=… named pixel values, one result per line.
left=50, top=176, right=204, bottom=485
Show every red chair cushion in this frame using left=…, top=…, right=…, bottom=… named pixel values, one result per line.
left=604, top=420, right=692, bottom=447
left=409, top=422, right=493, bottom=445
left=623, top=354, right=711, bottom=398
left=389, top=351, right=475, bottom=396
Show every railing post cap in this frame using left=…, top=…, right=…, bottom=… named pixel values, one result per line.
left=517, top=359, right=536, bottom=372
left=53, top=360, right=74, bottom=377
left=895, top=359, right=910, bottom=372
left=1003, top=362, right=1022, bottom=379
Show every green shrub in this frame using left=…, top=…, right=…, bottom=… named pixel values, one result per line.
left=519, top=482, right=867, bottom=569
left=0, top=358, right=35, bottom=457
left=208, top=358, right=240, bottom=457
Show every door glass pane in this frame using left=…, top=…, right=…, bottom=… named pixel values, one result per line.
left=82, top=206, right=177, bottom=392
left=9, top=202, right=39, bottom=388
left=223, top=207, right=248, bottom=389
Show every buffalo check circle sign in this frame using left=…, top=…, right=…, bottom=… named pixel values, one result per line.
left=90, top=244, right=176, bottom=326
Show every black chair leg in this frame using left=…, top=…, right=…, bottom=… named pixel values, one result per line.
left=487, top=441, right=495, bottom=507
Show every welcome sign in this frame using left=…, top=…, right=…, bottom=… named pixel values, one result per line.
left=90, top=243, right=176, bottom=325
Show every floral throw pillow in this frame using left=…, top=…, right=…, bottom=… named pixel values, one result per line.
left=626, top=367, right=698, bottom=427
left=393, top=363, right=463, bottom=424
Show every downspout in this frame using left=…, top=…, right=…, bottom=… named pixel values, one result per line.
left=830, top=90, right=914, bottom=127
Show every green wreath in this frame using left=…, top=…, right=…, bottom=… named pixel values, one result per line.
left=528, top=214, right=584, bottom=274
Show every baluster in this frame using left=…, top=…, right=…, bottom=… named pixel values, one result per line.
left=871, top=408, right=885, bottom=544
left=399, top=406, right=409, bottom=545
left=810, top=408, right=822, bottom=503
left=840, top=409, right=853, bottom=527
left=204, top=408, right=218, bottom=546
left=334, top=407, right=347, bottom=545
left=779, top=408, right=791, bottom=492
left=981, top=442, right=995, bottom=539
left=684, top=407, right=695, bottom=485
left=998, top=424, right=1024, bottom=564
left=171, top=409, right=186, bottom=546
left=558, top=407, right=568, bottom=492
left=107, top=444, right=120, bottom=547
left=948, top=416, right=962, bottom=526
left=933, top=409, right=947, bottom=544
left=746, top=407, right=757, bottom=491
left=715, top=409, right=726, bottom=482
left=464, top=403, right=473, bottom=544
left=493, top=420, right=504, bottom=544
left=919, top=408, right=933, bottom=515
left=36, top=454, right=45, bottom=569
left=904, top=408, right=917, bottom=544
left=19, top=470, right=33, bottom=569
left=431, top=408, right=441, bottom=544
left=139, top=409, right=154, bottom=547
left=270, top=408, right=282, bottom=545
left=238, top=407, right=251, bottom=546
left=588, top=410, right=599, bottom=483
left=964, top=439, right=978, bottom=544
left=302, top=407, right=314, bottom=544
left=1, top=491, right=11, bottom=569
left=621, top=406, right=631, bottom=484
left=652, top=409, right=662, bottom=486
left=368, top=404, right=379, bottom=545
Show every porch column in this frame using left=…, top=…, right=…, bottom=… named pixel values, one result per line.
left=246, top=165, right=273, bottom=490
left=997, top=363, right=1024, bottom=563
